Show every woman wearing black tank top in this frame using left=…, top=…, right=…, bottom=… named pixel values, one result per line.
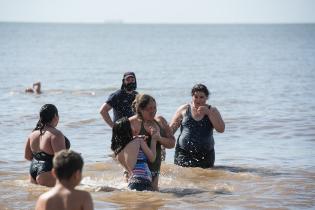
left=170, top=84, right=225, bottom=168
left=128, top=94, right=175, bottom=191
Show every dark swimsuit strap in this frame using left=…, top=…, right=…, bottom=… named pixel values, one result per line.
left=140, top=119, right=164, bottom=136
left=32, top=151, right=54, bottom=161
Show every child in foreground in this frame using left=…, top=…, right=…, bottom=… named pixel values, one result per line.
left=35, top=150, right=93, bottom=210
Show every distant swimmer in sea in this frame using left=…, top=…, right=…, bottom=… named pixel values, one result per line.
left=25, top=81, right=42, bottom=94
left=24, top=104, right=70, bottom=187
left=170, top=84, right=225, bottom=168
left=111, top=117, right=157, bottom=191
left=35, top=150, right=94, bottom=210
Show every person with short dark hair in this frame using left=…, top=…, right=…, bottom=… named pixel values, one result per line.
left=99, top=72, right=138, bottom=128
left=170, top=84, right=225, bottom=168
left=24, top=104, right=70, bottom=187
left=35, top=150, right=93, bottom=210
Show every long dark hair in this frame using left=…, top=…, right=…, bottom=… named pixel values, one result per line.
left=33, top=104, right=58, bottom=135
left=111, top=117, right=133, bottom=156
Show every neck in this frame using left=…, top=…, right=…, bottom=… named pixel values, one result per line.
left=56, top=179, right=76, bottom=190
left=125, top=89, right=134, bottom=94
left=45, top=123, right=55, bottom=128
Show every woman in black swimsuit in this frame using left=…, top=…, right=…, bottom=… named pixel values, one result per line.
left=24, top=104, right=69, bottom=187
left=170, top=84, right=225, bottom=168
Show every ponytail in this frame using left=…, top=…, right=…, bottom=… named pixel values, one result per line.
left=33, top=104, right=58, bottom=135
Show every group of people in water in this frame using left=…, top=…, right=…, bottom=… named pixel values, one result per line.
left=24, top=72, right=225, bottom=210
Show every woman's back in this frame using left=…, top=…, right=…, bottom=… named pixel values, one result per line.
left=29, top=127, right=64, bottom=155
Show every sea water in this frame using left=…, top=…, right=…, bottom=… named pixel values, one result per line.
left=0, top=23, right=314, bottom=209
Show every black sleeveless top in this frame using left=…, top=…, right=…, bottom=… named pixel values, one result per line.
left=139, top=119, right=166, bottom=173
left=176, top=105, right=214, bottom=156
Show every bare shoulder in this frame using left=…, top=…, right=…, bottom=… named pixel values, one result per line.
left=179, top=104, right=189, bottom=111
left=75, top=189, right=93, bottom=203
left=36, top=189, right=63, bottom=210
left=36, top=190, right=52, bottom=206
left=209, top=106, right=219, bottom=112
left=50, top=128, right=64, bottom=138
left=155, top=115, right=167, bottom=123
left=176, top=104, right=189, bottom=115
left=29, top=131, right=37, bottom=139
left=129, top=116, right=141, bottom=135
left=75, top=188, right=90, bottom=196
left=128, top=115, right=138, bottom=122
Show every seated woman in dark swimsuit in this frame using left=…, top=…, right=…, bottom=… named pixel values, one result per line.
left=24, top=104, right=70, bottom=187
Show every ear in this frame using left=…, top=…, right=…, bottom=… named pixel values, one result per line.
left=51, top=168, right=57, bottom=178
left=74, top=170, right=82, bottom=181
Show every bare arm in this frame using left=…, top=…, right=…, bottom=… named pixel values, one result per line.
left=207, top=106, right=225, bottom=133
left=24, top=136, right=32, bottom=161
left=35, top=194, right=47, bottom=210
left=169, top=104, right=187, bottom=135
left=155, top=116, right=175, bottom=149
left=83, top=192, right=94, bottom=210
left=116, top=140, right=140, bottom=173
left=140, top=136, right=157, bottom=163
left=51, top=132, right=66, bottom=153
left=99, top=103, right=114, bottom=128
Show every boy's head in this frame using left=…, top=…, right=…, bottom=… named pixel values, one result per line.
left=53, top=150, right=84, bottom=180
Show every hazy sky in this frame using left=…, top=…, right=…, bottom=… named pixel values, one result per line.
left=1, top=0, right=315, bottom=23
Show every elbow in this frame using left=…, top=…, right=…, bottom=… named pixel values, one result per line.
left=217, top=129, right=225, bottom=133
left=25, top=154, right=32, bottom=161
left=149, top=155, right=156, bottom=163
left=170, top=137, right=176, bottom=148
left=99, top=108, right=105, bottom=115
left=169, top=139, right=176, bottom=148
left=216, top=124, right=225, bottom=133
left=163, top=137, right=176, bottom=149
left=99, top=104, right=107, bottom=115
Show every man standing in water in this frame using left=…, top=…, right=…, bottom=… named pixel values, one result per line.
left=99, top=72, right=138, bottom=128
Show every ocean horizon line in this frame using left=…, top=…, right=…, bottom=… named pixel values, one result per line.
left=0, top=20, right=314, bottom=25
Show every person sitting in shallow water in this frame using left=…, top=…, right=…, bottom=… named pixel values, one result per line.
left=24, top=104, right=70, bottom=187
left=25, top=81, right=42, bottom=94
left=111, top=117, right=158, bottom=191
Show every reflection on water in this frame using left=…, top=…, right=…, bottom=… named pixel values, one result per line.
left=161, top=187, right=208, bottom=197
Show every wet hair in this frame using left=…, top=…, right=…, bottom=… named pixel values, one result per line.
left=33, top=104, right=58, bottom=134
left=53, top=150, right=83, bottom=180
left=191, top=84, right=210, bottom=97
left=132, top=94, right=156, bottom=119
left=111, top=117, right=133, bottom=156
